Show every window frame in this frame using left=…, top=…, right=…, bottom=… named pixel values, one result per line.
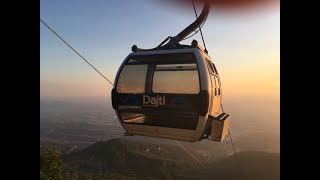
left=116, top=52, right=202, bottom=95
left=151, top=63, right=201, bottom=94
left=116, top=64, right=149, bottom=94
left=211, top=62, right=218, bottom=75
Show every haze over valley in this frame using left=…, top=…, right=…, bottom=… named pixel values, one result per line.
left=40, top=94, right=279, bottom=179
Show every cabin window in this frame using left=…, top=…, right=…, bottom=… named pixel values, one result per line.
left=216, top=76, right=221, bottom=95
left=211, top=63, right=218, bottom=75
left=117, top=64, right=148, bottom=93
left=205, top=60, right=213, bottom=74
left=152, top=63, right=200, bottom=94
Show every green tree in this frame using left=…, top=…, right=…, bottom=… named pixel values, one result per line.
left=40, top=145, right=64, bottom=180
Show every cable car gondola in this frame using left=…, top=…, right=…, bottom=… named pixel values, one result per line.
left=111, top=1, right=230, bottom=142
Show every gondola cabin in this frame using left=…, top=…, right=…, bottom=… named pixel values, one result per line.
left=112, top=41, right=230, bottom=142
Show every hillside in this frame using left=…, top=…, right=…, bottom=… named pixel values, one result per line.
left=63, top=138, right=280, bottom=180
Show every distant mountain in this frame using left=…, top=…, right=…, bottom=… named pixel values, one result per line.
left=63, top=138, right=198, bottom=179
left=63, top=138, right=280, bottom=180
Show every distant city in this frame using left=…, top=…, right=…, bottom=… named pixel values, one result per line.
left=40, top=95, right=279, bottom=154
left=40, top=95, right=280, bottom=179
left=40, top=97, right=124, bottom=153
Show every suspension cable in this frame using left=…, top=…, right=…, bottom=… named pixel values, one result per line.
left=227, top=129, right=240, bottom=169
left=175, top=140, right=206, bottom=169
left=219, top=79, right=241, bottom=171
left=189, top=1, right=241, bottom=172
left=40, top=19, right=114, bottom=86
left=192, top=0, right=208, bottom=52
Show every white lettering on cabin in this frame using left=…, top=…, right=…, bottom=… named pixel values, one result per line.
left=143, top=95, right=166, bottom=107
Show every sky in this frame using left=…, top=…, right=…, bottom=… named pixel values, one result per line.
left=40, top=0, right=280, bottom=98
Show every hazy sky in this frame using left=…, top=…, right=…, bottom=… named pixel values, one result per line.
left=40, top=0, right=279, bottom=97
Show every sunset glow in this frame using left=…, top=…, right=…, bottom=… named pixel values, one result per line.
left=40, top=0, right=279, bottom=98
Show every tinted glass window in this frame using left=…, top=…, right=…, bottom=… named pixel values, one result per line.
left=211, top=63, right=218, bottom=75
left=205, top=60, right=213, bottom=74
left=117, top=65, right=148, bottom=93
left=152, top=64, right=200, bottom=94
left=119, top=107, right=199, bottom=130
left=216, top=76, right=221, bottom=95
